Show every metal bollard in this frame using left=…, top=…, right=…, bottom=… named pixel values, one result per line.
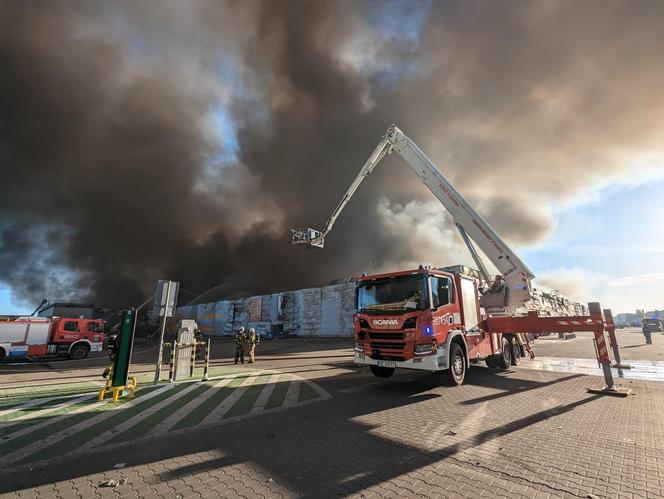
left=168, top=340, right=178, bottom=383
left=202, top=338, right=211, bottom=381
left=189, top=341, right=196, bottom=378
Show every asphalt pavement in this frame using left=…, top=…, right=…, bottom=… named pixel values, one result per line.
left=1, top=333, right=664, bottom=498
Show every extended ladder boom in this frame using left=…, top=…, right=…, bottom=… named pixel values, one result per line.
left=291, top=124, right=535, bottom=313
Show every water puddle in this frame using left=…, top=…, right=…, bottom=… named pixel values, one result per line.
left=521, top=356, right=664, bottom=382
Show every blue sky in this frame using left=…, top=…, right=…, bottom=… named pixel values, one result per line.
left=0, top=285, right=29, bottom=315
left=524, top=177, right=664, bottom=274
left=522, top=175, right=664, bottom=312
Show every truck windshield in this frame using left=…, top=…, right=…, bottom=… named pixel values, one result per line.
left=357, top=274, right=428, bottom=313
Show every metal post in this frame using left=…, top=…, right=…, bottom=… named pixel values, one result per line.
left=202, top=338, right=210, bottom=381
left=586, top=302, right=630, bottom=397
left=129, top=294, right=155, bottom=379
left=154, top=281, right=171, bottom=384
left=168, top=340, right=177, bottom=383
left=172, top=342, right=180, bottom=382
left=604, top=308, right=631, bottom=369
left=189, top=341, right=196, bottom=378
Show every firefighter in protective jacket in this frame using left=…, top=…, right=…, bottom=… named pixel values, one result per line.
left=102, top=332, right=120, bottom=379
left=247, top=327, right=260, bottom=363
left=234, top=327, right=246, bottom=364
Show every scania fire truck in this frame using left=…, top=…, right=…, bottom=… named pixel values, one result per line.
left=292, top=124, right=628, bottom=394
left=0, top=316, right=105, bottom=361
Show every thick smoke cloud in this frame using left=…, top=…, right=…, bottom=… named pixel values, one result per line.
left=2, top=1, right=664, bottom=308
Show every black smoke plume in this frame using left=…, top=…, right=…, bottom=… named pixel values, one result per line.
left=2, top=1, right=664, bottom=308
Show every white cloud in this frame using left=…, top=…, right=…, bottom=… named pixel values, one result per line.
left=536, top=267, right=664, bottom=313
left=375, top=197, right=499, bottom=274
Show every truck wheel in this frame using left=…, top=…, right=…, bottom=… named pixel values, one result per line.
left=442, top=343, right=466, bottom=386
left=509, top=337, right=521, bottom=366
left=496, top=337, right=512, bottom=369
left=69, top=344, right=89, bottom=360
left=0, top=348, right=5, bottom=362
left=369, top=365, right=395, bottom=378
left=485, top=355, right=497, bottom=368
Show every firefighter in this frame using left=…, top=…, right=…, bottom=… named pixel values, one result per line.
left=643, top=323, right=653, bottom=345
left=102, top=332, right=120, bottom=379
left=490, top=275, right=505, bottom=292
left=194, top=327, right=204, bottom=360
left=234, top=326, right=246, bottom=364
left=247, top=327, right=260, bottom=363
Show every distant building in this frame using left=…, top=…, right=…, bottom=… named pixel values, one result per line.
left=37, top=302, right=94, bottom=319
left=645, top=310, right=663, bottom=320
left=176, top=277, right=588, bottom=339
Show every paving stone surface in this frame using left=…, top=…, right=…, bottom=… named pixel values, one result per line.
left=1, top=342, right=663, bottom=498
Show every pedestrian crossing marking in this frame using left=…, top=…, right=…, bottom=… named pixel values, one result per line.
left=0, top=368, right=330, bottom=471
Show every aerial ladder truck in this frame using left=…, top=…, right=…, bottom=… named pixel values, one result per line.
left=292, top=124, right=629, bottom=396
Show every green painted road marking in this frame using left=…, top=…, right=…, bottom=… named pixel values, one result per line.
left=298, top=382, right=320, bottom=402
left=0, top=369, right=331, bottom=469
left=0, top=398, right=109, bottom=456
left=224, top=374, right=271, bottom=418
left=18, top=385, right=166, bottom=463
left=2, top=386, right=164, bottom=461
left=171, top=375, right=249, bottom=431
left=111, top=383, right=212, bottom=443
left=0, top=396, right=83, bottom=423
left=264, top=376, right=290, bottom=410
left=0, top=396, right=95, bottom=440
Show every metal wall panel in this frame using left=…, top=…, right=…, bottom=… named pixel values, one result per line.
left=176, top=280, right=586, bottom=338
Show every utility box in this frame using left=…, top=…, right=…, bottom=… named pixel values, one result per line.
left=174, top=319, right=197, bottom=381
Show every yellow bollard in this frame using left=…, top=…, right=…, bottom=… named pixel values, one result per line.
left=190, top=341, right=196, bottom=378
left=202, top=338, right=211, bottom=381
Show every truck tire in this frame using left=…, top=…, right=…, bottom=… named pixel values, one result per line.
left=0, top=348, right=5, bottom=362
left=442, top=343, right=466, bottom=386
left=485, top=355, right=497, bottom=368
left=495, top=337, right=512, bottom=369
left=68, top=344, right=89, bottom=360
left=508, top=336, right=521, bottom=366
left=369, top=365, right=395, bottom=378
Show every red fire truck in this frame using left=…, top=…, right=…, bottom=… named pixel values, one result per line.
left=0, top=316, right=105, bottom=361
left=292, top=124, right=627, bottom=394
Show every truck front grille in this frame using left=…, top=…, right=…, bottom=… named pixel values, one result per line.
left=370, top=342, right=406, bottom=350
left=368, top=332, right=405, bottom=341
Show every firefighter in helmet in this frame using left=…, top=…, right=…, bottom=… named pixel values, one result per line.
left=247, top=327, right=260, bottom=363
left=643, top=322, right=653, bottom=345
left=102, top=331, right=120, bottom=379
left=194, top=327, right=204, bottom=360
left=234, top=326, right=246, bottom=364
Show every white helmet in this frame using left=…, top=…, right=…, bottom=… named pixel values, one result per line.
left=249, top=327, right=255, bottom=333
left=239, top=326, right=245, bottom=332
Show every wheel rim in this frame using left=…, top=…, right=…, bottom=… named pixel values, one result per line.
left=502, top=342, right=511, bottom=364
left=453, top=352, right=464, bottom=379
left=73, top=348, right=85, bottom=359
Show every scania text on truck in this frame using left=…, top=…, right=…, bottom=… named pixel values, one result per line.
left=0, top=316, right=105, bottom=361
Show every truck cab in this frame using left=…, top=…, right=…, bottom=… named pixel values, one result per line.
left=353, top=267, right=495, bottom=385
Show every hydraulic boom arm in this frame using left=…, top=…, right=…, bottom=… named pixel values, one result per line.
left=291, top=124, right=535, bottom=313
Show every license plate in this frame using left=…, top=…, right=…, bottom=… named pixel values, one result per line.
left=377, top=360, right=396, bottom=368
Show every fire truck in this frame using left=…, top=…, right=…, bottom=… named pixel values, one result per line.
left=0, top=316, right=105, bottom=361
left=292, top=124, right=628, bottom=394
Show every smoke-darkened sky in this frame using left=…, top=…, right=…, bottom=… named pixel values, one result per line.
left=2, top=0, right=664, bottom=310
